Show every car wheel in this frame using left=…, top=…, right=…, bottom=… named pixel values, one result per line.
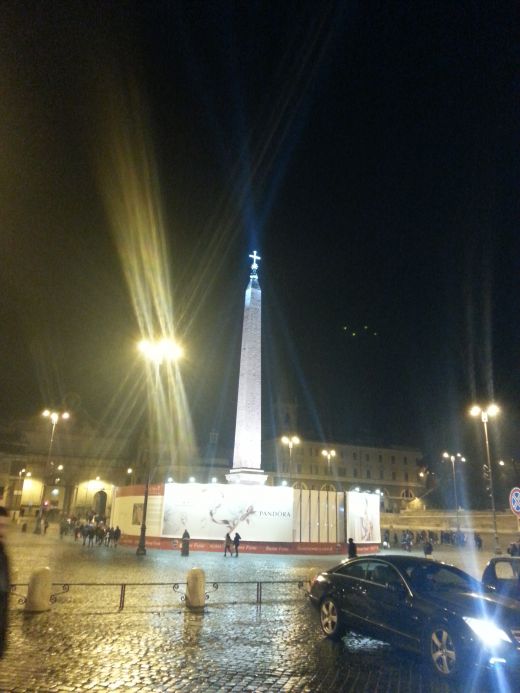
left=424, top=623, right=461, bottom=678
left=320, top=597, right=345, bottom=640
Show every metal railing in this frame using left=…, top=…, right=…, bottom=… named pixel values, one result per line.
left=10, top=579, right=307, bottom=612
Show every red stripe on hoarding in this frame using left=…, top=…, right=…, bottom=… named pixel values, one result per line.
left=118, top=536, right=380, bottom=555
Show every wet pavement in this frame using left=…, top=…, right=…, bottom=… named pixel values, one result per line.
left=0, top=528, right=517, bottom=692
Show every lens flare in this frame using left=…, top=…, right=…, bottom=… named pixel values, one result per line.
left=97, top=80, right=196, bottom=469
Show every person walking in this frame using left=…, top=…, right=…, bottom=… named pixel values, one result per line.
left=233, top=532, right=241, bottom=557
left=347, top=537, right=357, bottom=558
left=113, top=526, right=121, bottom=548
left=224, top=532, right=233, bottom=556
left=0, top=507, right=10, bottom=659
left=181, top=529, right=190, bottom=557
left=423, top=539, right=433, bottom=557
left=87, top=525, right=95, bottom=547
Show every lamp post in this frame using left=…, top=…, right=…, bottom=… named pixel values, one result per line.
left=16, top=468, right=27, bottom=517
left=442, top=452, right=466, bottom=531
left=34, top=409, right=69, bottom=533
left=470, top=403, right=501, bottom=554
left=281, top=435, right=300, bottom=483
left=321, top=448, right=336, bottom=467
left=136, top=338, right=183, bottom=556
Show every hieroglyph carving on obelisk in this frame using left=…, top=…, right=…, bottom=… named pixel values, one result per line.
left=227, top=251, right=267, bottom=484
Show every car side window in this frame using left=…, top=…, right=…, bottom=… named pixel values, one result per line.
left=365, top=561, right=403, bottom=588
left=406, top=564, right=479, bottom=593
left=336, top=561, right=367, bottom=580
left=496, top=561, right=516, bottom=580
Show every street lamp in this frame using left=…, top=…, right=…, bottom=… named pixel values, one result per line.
left=321, top=449, right=336, bottom=543
left=470, top=403, right=501, bottom=554
left=442, top=452, right=466, bottom=531
left=138, top=338, right=183, bottom=364
left=281, top=435, right=300, bottom=482
left=321, top=449, right=336, bottom=466
left=136, top=337, right=182, bottom=556
left=35, top=409, right=69, bottom=533
left=15, top=468, right=28, bottom=516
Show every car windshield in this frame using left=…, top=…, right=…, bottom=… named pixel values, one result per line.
left=402, top=562, right=481, bottom=594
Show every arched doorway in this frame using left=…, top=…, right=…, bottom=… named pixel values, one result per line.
left=292, top=481, right=308, bottom=489
left=93, top=489, right=107, bottom=518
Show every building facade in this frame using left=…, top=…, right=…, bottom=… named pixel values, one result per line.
left=0, top=416, right=229, bottom=521
left=263, top=438, right=426, bottom=512
left=0, top=416, right=425, bottom=519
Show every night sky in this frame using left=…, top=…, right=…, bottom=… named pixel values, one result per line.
left=1, top=2, right=519, bottom=483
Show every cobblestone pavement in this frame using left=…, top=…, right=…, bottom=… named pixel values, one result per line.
left=0, top=528, right=516, bottom=693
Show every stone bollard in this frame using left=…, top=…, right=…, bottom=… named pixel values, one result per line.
left=185, top=567, right=205, bottom=610
left=25, top=567, right=52, bottom=612
left=306, top=567, right=320, bottom=593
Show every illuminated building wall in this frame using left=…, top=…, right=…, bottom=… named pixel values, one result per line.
left=111, top=483, right=381, bottom=548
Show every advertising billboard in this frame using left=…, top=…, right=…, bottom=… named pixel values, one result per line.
left=161, top=482, right=293, bottom=542
left=347, top=491, right=381, bottom=544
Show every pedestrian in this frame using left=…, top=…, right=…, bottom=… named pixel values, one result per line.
left=87, top=525, right=95, bottom=547
left=105, top=527, right=114, bottom=547
left=181, top=529, right=190, bottom=557
left=224, top=532, right=233, bottom=556
left=113, top=526, right=121, bottom=548
left=347, top=537, right=357, bottom=558
left=233, top=532, right=241, bottom=557
left=0, top=507, right=10, bottom=658
left=423, top=540, right=433, bottom=557
left=95, top=524, right=105, bottom=545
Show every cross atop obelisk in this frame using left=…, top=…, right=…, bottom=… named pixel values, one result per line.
left=227, top=251, right=267, bottom=484
left=249, top=250, right=261, bottom=278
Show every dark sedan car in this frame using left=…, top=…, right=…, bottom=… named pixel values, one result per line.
left=309, top=555, right=520, bottom=679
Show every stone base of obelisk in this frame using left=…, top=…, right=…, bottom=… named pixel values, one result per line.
left=226, top=468, right=269, bottom=485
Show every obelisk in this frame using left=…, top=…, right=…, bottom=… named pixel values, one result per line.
left=227, top=251, right=267, bottom=484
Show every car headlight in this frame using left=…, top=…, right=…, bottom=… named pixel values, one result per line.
left=463, top=617, right=512, bottom=646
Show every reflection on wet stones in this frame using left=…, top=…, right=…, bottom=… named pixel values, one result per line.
left=1, top=535, right=518, bottom=692
left=183, top=609, right=203, bottom=645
